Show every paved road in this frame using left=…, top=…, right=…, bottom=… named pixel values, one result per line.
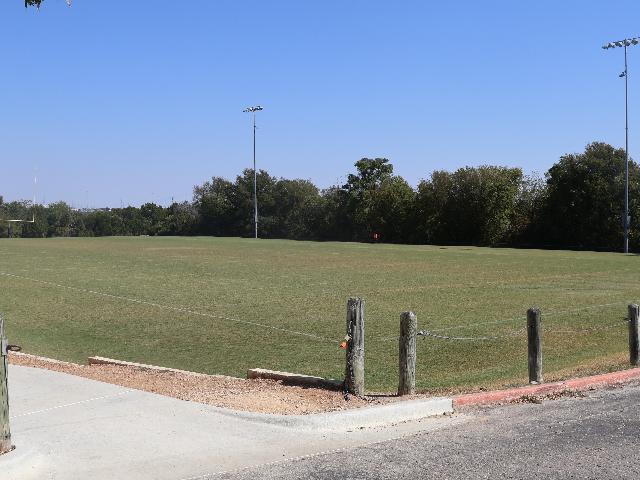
left=209, top=383, right=640, bottom=479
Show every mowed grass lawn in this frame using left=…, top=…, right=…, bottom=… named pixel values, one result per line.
left=1, top=236, right=638, bottom=394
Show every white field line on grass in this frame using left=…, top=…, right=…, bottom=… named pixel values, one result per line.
left=0, top=272, right=340, bottom=344
left=9, top=391, right=135, bottom=419
left=3, top=271, right=636, bottom=344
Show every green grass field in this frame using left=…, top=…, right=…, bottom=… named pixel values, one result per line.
left=1, top=236, right=638, bottom=393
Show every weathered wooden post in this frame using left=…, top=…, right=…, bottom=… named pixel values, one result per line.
left=1, top=314, right=11, bottom=453
left=629, top=304, right=640, bottom=365
left=527, top=307, right=542, bottom=384
left=398, top=311, right=417, bottom=396
left=345, top=297, right=365, bottom=397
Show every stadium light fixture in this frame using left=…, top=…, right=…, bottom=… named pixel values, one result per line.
left=243, top=106, right=263, bottom=239
left=603, top=38, right=640, bottom=253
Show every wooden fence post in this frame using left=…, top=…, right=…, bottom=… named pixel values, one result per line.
left=629, top=304, right=640, bottom=366
left=1, top=314, right=11, bottom=453
left=345, top=297, right=365, bottom=397
left=527, top=307, right=542, bottom=384
left=398, top=311, right=417, bottom=396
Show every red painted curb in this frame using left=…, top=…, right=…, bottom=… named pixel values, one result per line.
left=453, top=368, right=640, bottom=406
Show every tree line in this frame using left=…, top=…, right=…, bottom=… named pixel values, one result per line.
left=1, top=142, right=639, bottom=250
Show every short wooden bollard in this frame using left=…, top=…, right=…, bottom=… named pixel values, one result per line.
left=398, top=311, right=417, bottom=396
left=629, top=304, right=640, bottom=365
left=345, top=297, right=365, bottom=397
left=1, top=314, right=11, bottom=453
left=527, top=307, right=542, bottom=384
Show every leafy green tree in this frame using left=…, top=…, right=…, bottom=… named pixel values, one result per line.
left=272, top=178, right=321, bottom=239
left=536, top=141, right=640, bottom=249
left=44, top=201, right=72, bottom=237
left=510, top=172, right=546, bottom=243
left=369, top=175, right=415, bottom=243
left=118, top=206, right=146, bottom=236
left=340, top=158, right=396, bottom=240
left=78, top=210, right=126, bottom=237
left=235, top=169, right=279, bottom=237
left=139, top=203, right=167, bottom=235
left=416, top=165, right=524, bottom=244
left=316, top=185, right=351, bottom=240
left=164, top=201, right=198, bottom=235
left=192, top=169, right=286, bottom=238
left=192, top=177, right=234, bottom=236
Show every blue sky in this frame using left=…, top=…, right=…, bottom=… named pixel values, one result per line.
left=1, top=1, right=639, bottom=208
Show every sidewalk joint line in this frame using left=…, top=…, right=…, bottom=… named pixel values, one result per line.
left=10, top=390, right=134, bottom=419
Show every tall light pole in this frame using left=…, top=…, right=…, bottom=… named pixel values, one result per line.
left=603, top=37, right=639, bottom=253
left=243, top=105, right=263, bottom=238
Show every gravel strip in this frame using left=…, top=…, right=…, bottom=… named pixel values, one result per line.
left=7, top=352, right=429, bottom=415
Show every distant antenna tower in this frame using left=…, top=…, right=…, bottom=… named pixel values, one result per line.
left=0, top=167, right=37, bottom=238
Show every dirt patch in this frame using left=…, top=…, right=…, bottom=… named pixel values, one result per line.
left=8, top=352, right=429, bottom=415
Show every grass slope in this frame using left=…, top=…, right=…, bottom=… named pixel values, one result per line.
left=1, top=236, right=638, bottom=393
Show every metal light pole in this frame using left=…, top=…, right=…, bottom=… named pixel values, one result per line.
left=603, top=37, right=639, bottom=253
left=243, top=106, right=263, bottom=239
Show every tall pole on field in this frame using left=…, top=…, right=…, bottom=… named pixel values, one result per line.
left=603, top=37, right=638, bottom=253
left=243, top=106, right=263, bottom=239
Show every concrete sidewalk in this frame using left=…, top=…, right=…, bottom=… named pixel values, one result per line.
left=1, top=365, right=456, bottom=480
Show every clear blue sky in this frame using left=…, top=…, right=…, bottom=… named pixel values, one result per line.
left=1, top=1, right=639, bottom=208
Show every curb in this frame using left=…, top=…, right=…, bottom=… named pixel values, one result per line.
left=0, top=442, right=38, bottom=480
left=210, top=396, right=454, bottom=430
left=453, top=367, right=640, bottom=406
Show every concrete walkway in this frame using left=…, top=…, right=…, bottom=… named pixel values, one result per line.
left=1, top=365, right=456, bottom=480
left=5, top=364, right=639, bottom=479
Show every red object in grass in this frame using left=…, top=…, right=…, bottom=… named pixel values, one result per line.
left=340, top=342, right=347, bottom=348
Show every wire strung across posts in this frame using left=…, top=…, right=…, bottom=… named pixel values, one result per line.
left=540, top=319, right=630, bottom=333
left=417, top=326, right=528, bottom=341
left=417, top=318, right=631, bottom=340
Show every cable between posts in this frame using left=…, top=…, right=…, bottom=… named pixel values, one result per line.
left=541, top=319, right=630, bottom=333
left=418, top=318, right=631, bottom=340
left=417, top=326, right=528, bottom=341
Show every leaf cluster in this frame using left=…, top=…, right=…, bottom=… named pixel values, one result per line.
left=24, top=0, right=70, bottom=10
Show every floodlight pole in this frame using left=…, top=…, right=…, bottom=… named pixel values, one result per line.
left=603, top=38, right=639, bottom=253
left=243, top=106, right=263, bottom=239
left=619, top=43, right=632, bottom=254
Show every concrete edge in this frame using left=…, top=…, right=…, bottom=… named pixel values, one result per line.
left=0, top=442, right=39, bottom=480
left=453, top=367, right=640, bottom=406
left=87, top=356, right=241, bottom=380
left=210, top=397, right=454, bottom=430
left=10, top=351, right=81, bottom=366
left=29, top=357, right=454, bottom=430
left=247, top=368, right=344, bottom=389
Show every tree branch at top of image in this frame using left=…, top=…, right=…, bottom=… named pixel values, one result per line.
left=25, top=0, right=70, bottom=10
